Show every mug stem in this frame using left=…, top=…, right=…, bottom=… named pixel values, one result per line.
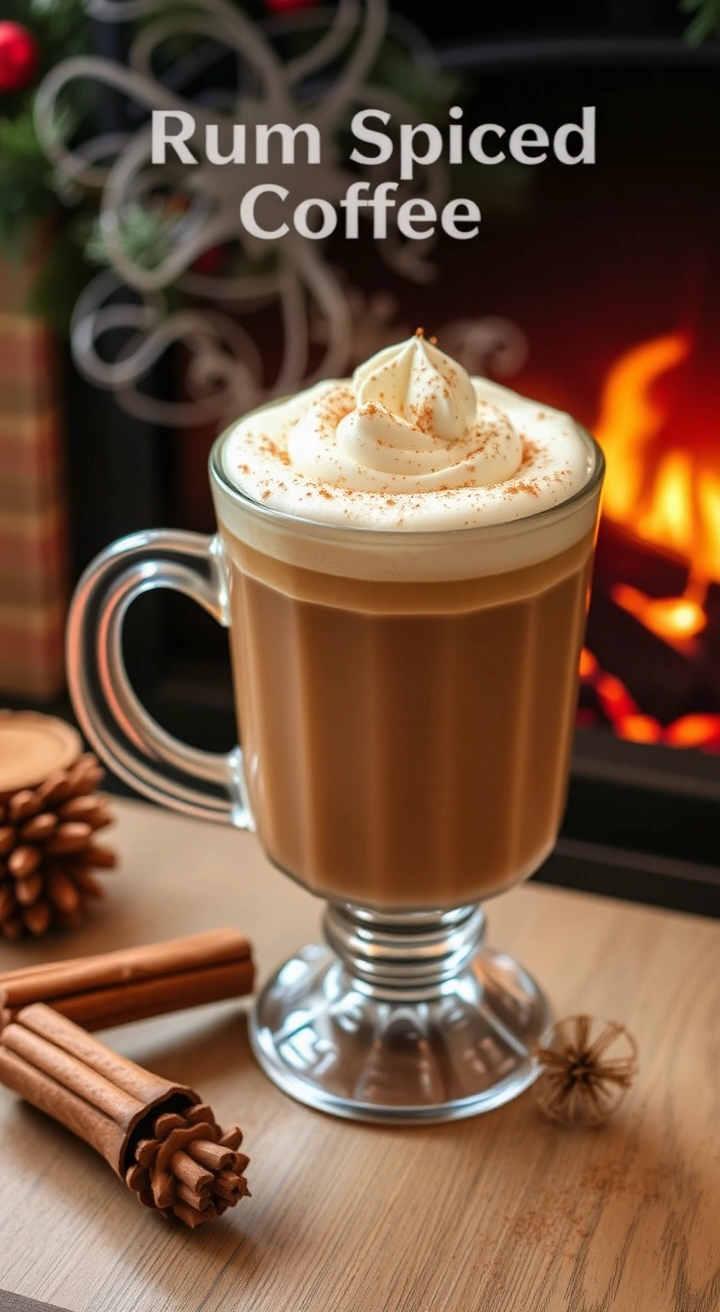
left=323, top=903, right=486, bottom=1000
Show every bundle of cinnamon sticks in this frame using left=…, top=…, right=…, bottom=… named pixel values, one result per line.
left=0, top=1003, right=250, bottom=1227
left=0, top=927, right=254, bottom=1030
left=0, top=928, right=256, bottom=1227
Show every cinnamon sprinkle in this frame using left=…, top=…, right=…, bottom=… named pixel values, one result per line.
left=408, top=400, right=436, bottom=433
left=257, top=437, right=290, bottom=467
left=520, top=439, right=542, bottom=469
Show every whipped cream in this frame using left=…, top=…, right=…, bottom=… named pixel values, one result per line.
left=221, top=333, right=592, bottom=531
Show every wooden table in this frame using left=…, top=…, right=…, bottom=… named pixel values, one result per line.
left=1, top=798, right=718, bottom=1312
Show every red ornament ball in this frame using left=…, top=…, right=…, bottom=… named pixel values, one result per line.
left=0, top=22, right=40, bottom=95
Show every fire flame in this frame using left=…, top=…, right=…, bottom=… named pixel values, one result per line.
left=582, top=332, right=720, bottom=751
left=595, top=333, right=691, bottom=525
left=594, top=331, right=720, bottom=645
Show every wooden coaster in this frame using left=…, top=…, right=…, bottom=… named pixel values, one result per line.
left=0, top=712, right=82, bottom=793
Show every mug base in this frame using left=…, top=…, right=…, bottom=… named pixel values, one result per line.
left=249, top=908, right=551, bottom=1124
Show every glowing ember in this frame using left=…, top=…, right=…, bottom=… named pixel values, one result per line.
left=664, top=715, right=720, bottom=750
left=610, top=584, right=707, bottom=645
left=579, top=647, right=598, bottom=680
left=578, top=648, right=720, bottom=753
left=615, top=714, right=663, bottom=745
left=593, top=672, right=639, bottom=721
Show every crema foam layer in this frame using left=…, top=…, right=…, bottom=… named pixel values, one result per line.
left=215, top=334, right=602, bottom=581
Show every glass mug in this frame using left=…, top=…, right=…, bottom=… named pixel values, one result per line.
left=67, top=425, right=604, bottom=1123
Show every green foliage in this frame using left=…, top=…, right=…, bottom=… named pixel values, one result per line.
left=0, top=111, right=58, bottom=253
left=0, top=0, right=88, bottom=256
left=86, top=204, right=179, bottom=273
left=680, top=0, right=720, bottom=42
left=0, top=0, right=86, bottom=137
left=0, top=0, right=89, bottom=320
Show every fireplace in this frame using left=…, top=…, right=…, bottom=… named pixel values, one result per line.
left=437, top=40, right=720, bottom=914
left=9, top=29, right=718, bottom=916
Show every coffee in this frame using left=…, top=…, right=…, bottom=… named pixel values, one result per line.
left=213, top=333, right=603, bottom=910
left=219, top=526, right=594, bottom=909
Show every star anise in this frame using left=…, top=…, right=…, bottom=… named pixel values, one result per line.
left=533, top=1014, right=638, bottom=1127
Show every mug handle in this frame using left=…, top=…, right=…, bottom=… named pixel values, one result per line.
left=66, top=528, right=253, bottom=829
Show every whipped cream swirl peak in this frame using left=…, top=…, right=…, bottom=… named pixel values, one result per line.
left=288, top=333, right=522, bottom=492
left=221, top=333, right=592, bottom=531
left=350, top=330, right=477, bottom=444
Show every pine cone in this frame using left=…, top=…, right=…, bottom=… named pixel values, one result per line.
left=125, top=1102, right=250, bottom=1228
left=0, top=753, right=115, bottom=940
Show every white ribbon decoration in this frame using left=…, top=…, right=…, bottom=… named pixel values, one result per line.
left=35, top=0, right=447, bottom=425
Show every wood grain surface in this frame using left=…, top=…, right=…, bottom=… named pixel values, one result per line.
left=0, top=798, right=718, bottom=1312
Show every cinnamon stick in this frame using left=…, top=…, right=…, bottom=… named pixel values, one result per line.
left=0, top=928, right=254, bottom=1030
left=0, top=1004, right=250, bottom=1227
